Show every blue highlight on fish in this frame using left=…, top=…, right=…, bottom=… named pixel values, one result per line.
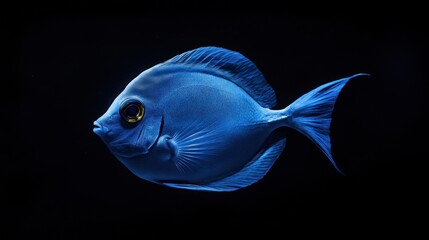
left=93, top=46, right=366, bottom=192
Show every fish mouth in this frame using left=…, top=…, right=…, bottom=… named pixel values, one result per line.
left=93, top=121, right=102, bottom=135
left=93, top=121, right=110, bottom=136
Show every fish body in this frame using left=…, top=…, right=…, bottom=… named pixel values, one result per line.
left=94, top=47, right=365, bottom=191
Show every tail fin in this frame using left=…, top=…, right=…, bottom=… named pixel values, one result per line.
left=284, top=73, right=368, bottom=174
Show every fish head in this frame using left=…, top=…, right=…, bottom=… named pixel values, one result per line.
left=93, top=68, right=164, bottom=167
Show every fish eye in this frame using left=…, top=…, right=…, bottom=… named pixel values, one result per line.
left=120, top=100, right=144, bottom=123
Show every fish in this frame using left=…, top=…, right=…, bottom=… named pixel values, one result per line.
left=93, top=46, right=366, bottom=192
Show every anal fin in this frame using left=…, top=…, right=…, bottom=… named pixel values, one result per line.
left=161, top=137, right=287, bottom=192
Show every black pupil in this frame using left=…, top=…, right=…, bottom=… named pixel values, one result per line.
left=125, top=104, right=139, bottom=118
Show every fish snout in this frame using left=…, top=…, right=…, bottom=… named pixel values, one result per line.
left=93, top=121, right=109, bottom=136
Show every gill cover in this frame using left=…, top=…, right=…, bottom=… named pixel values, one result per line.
left=138, top=113, right=163, bottom=154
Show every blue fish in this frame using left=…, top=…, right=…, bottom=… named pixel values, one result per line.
left=93, top=47, right=365, bottom=192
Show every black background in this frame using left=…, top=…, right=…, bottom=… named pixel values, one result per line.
left=3, top=3, right=428, bottom=239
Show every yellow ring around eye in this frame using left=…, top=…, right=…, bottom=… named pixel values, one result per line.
left=120, top=101, right=144, bottom=123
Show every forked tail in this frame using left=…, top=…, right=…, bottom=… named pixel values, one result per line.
left=282, top=73, right=368, bottom=174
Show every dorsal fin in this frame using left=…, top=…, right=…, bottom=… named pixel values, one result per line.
left=164, top=46, right=277, bottom=108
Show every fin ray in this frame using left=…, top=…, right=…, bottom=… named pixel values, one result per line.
left=171, top=120, right=224, bottom=173
left=164, top=46, right=277, bottom=108
left=284, top=73, right=369, bottom=174
left=162, top=137, right=287, bottom=192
